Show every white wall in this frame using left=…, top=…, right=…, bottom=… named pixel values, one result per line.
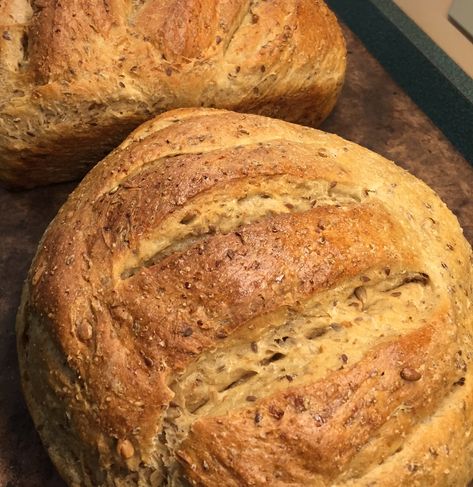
left=394, top=0, right=473, bottom=78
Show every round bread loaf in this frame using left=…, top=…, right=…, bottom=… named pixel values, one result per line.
left=17, top=108, right=473, bottom=486
left=0, top=0, right=345, bottom=188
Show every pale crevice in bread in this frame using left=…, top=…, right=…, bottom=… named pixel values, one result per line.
left=219, top=1, right=293, bottom=88
left=104, top=135, right=343, bottom=197
left=103, top=136, right=307, bottom=196
left=0, top=0, right=33, bottom=74
left=220, top=0, right=253, bottom=58
left=117, top=176, right=365, bottom=279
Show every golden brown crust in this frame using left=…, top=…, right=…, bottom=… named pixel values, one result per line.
left=0, top=0, right=346, bottom=188
left=17, top=109, right=473, bottom=486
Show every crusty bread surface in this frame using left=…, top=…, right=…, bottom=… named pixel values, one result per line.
left=17, top=108, right=473, bottom=486
left=0, top=0, right=345, bottom=188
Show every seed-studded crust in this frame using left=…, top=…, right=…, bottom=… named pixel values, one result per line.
left=0, top=0, right=345, bottom=188
left=17, top=108, right=473, bottom=487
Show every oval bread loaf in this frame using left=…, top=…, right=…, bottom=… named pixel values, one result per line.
left=0, top=0, right=345, bottom=188
left=17, top=108, right=473, bottom=486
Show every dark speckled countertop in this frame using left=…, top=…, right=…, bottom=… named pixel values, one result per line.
left=1, top=26, right=472, bottom=487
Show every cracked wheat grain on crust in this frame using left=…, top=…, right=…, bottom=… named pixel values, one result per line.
left=17, top=108, right=473, bottom=486
left=0, top=0, right=345, bottom=188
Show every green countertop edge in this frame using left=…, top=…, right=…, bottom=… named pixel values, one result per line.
left=326, top=0, right=473, bottom=165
